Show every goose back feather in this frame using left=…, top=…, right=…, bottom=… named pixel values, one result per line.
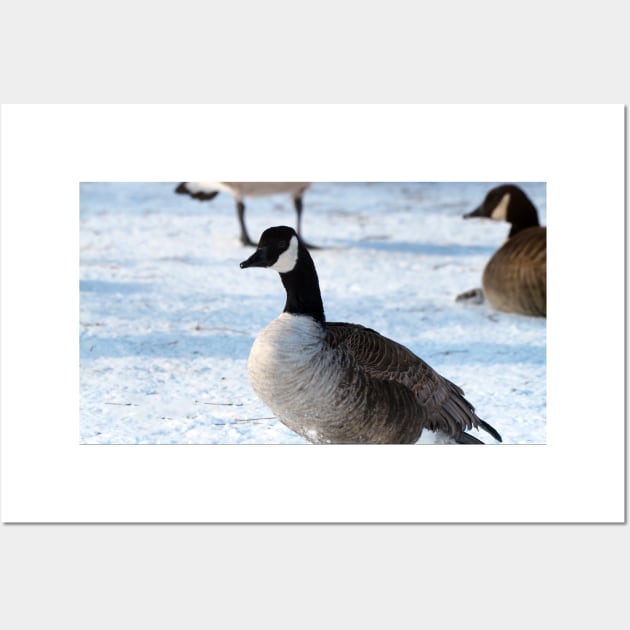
left=483, top=226, right=547, bottom=317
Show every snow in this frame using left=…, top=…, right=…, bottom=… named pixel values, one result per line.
left=80, top=182, right=546, bottom=445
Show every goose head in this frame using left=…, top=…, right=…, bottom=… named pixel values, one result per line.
left=240, top=226, right=325, bottom=323
left=240, top=226, right=300, bottom=273
left=464, top=184, right=540, bottom=233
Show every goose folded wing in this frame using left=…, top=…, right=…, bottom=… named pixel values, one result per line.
left=324, top=322, right=484, bottom=438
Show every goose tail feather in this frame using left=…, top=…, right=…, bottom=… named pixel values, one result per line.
left=477, top=419, right=503, bottom=442
left=454, top=432, right=485, bottom=445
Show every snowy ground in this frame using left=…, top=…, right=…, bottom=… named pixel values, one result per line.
left=80, top=182, right=546, bottom=444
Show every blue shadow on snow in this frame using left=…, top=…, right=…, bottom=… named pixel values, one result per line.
left=80, top=331, right=253, bottom=360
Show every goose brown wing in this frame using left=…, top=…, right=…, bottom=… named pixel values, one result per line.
left=324, top=322, right=501, bottom=442
left=484, top=226, right=546, bottom=316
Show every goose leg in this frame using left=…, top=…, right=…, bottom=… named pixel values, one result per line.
left=237, top=201, right=257, bottom=246
left=294, top=194, right=319, bottom=249
left=295, top=195, right=304, bottom=236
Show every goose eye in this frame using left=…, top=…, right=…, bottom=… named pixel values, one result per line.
left=277, top=240, right=288, bottom=250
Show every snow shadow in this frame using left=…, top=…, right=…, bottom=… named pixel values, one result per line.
left=424, top=340, right=546, bottom=366
left=80, top=330, right=252, bottom=360
left=346, top=239, right=495, bottom=257
left=80, top=279, right=153, bottom=294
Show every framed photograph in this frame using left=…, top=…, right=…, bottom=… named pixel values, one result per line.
left=1, top=104, right=624, bottom=522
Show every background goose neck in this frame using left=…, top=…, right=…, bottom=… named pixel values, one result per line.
left=507, top=191, right=540, bottom=237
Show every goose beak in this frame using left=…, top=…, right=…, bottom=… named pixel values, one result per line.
left=240, top=248, right=269, bottom=269
left=463, top=205, right=483, bottom=219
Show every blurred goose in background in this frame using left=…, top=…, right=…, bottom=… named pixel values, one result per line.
left=240, top=225, right=502, bottom=444
left=457, top=184, right=546, bottom=317
left=175, top=182, right=312, bottom=247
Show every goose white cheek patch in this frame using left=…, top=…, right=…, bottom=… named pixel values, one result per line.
left=270, top=235, right=299, bottom=273
left=490, top=193, right=511, bottom=221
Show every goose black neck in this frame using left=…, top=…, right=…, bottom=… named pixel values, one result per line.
left=508, top=193, right=540, bottom=237
left=279, top=244, right=325, bottom=324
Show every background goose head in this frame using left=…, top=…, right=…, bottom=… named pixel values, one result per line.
left=464, top=184, right=540, bottom=236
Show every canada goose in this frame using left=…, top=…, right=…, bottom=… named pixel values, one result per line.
left=240, top=226, right=502, bottom=444
left=459, top=184, right=546, bottom=317
left=175, top=182, right=312, bottom=247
